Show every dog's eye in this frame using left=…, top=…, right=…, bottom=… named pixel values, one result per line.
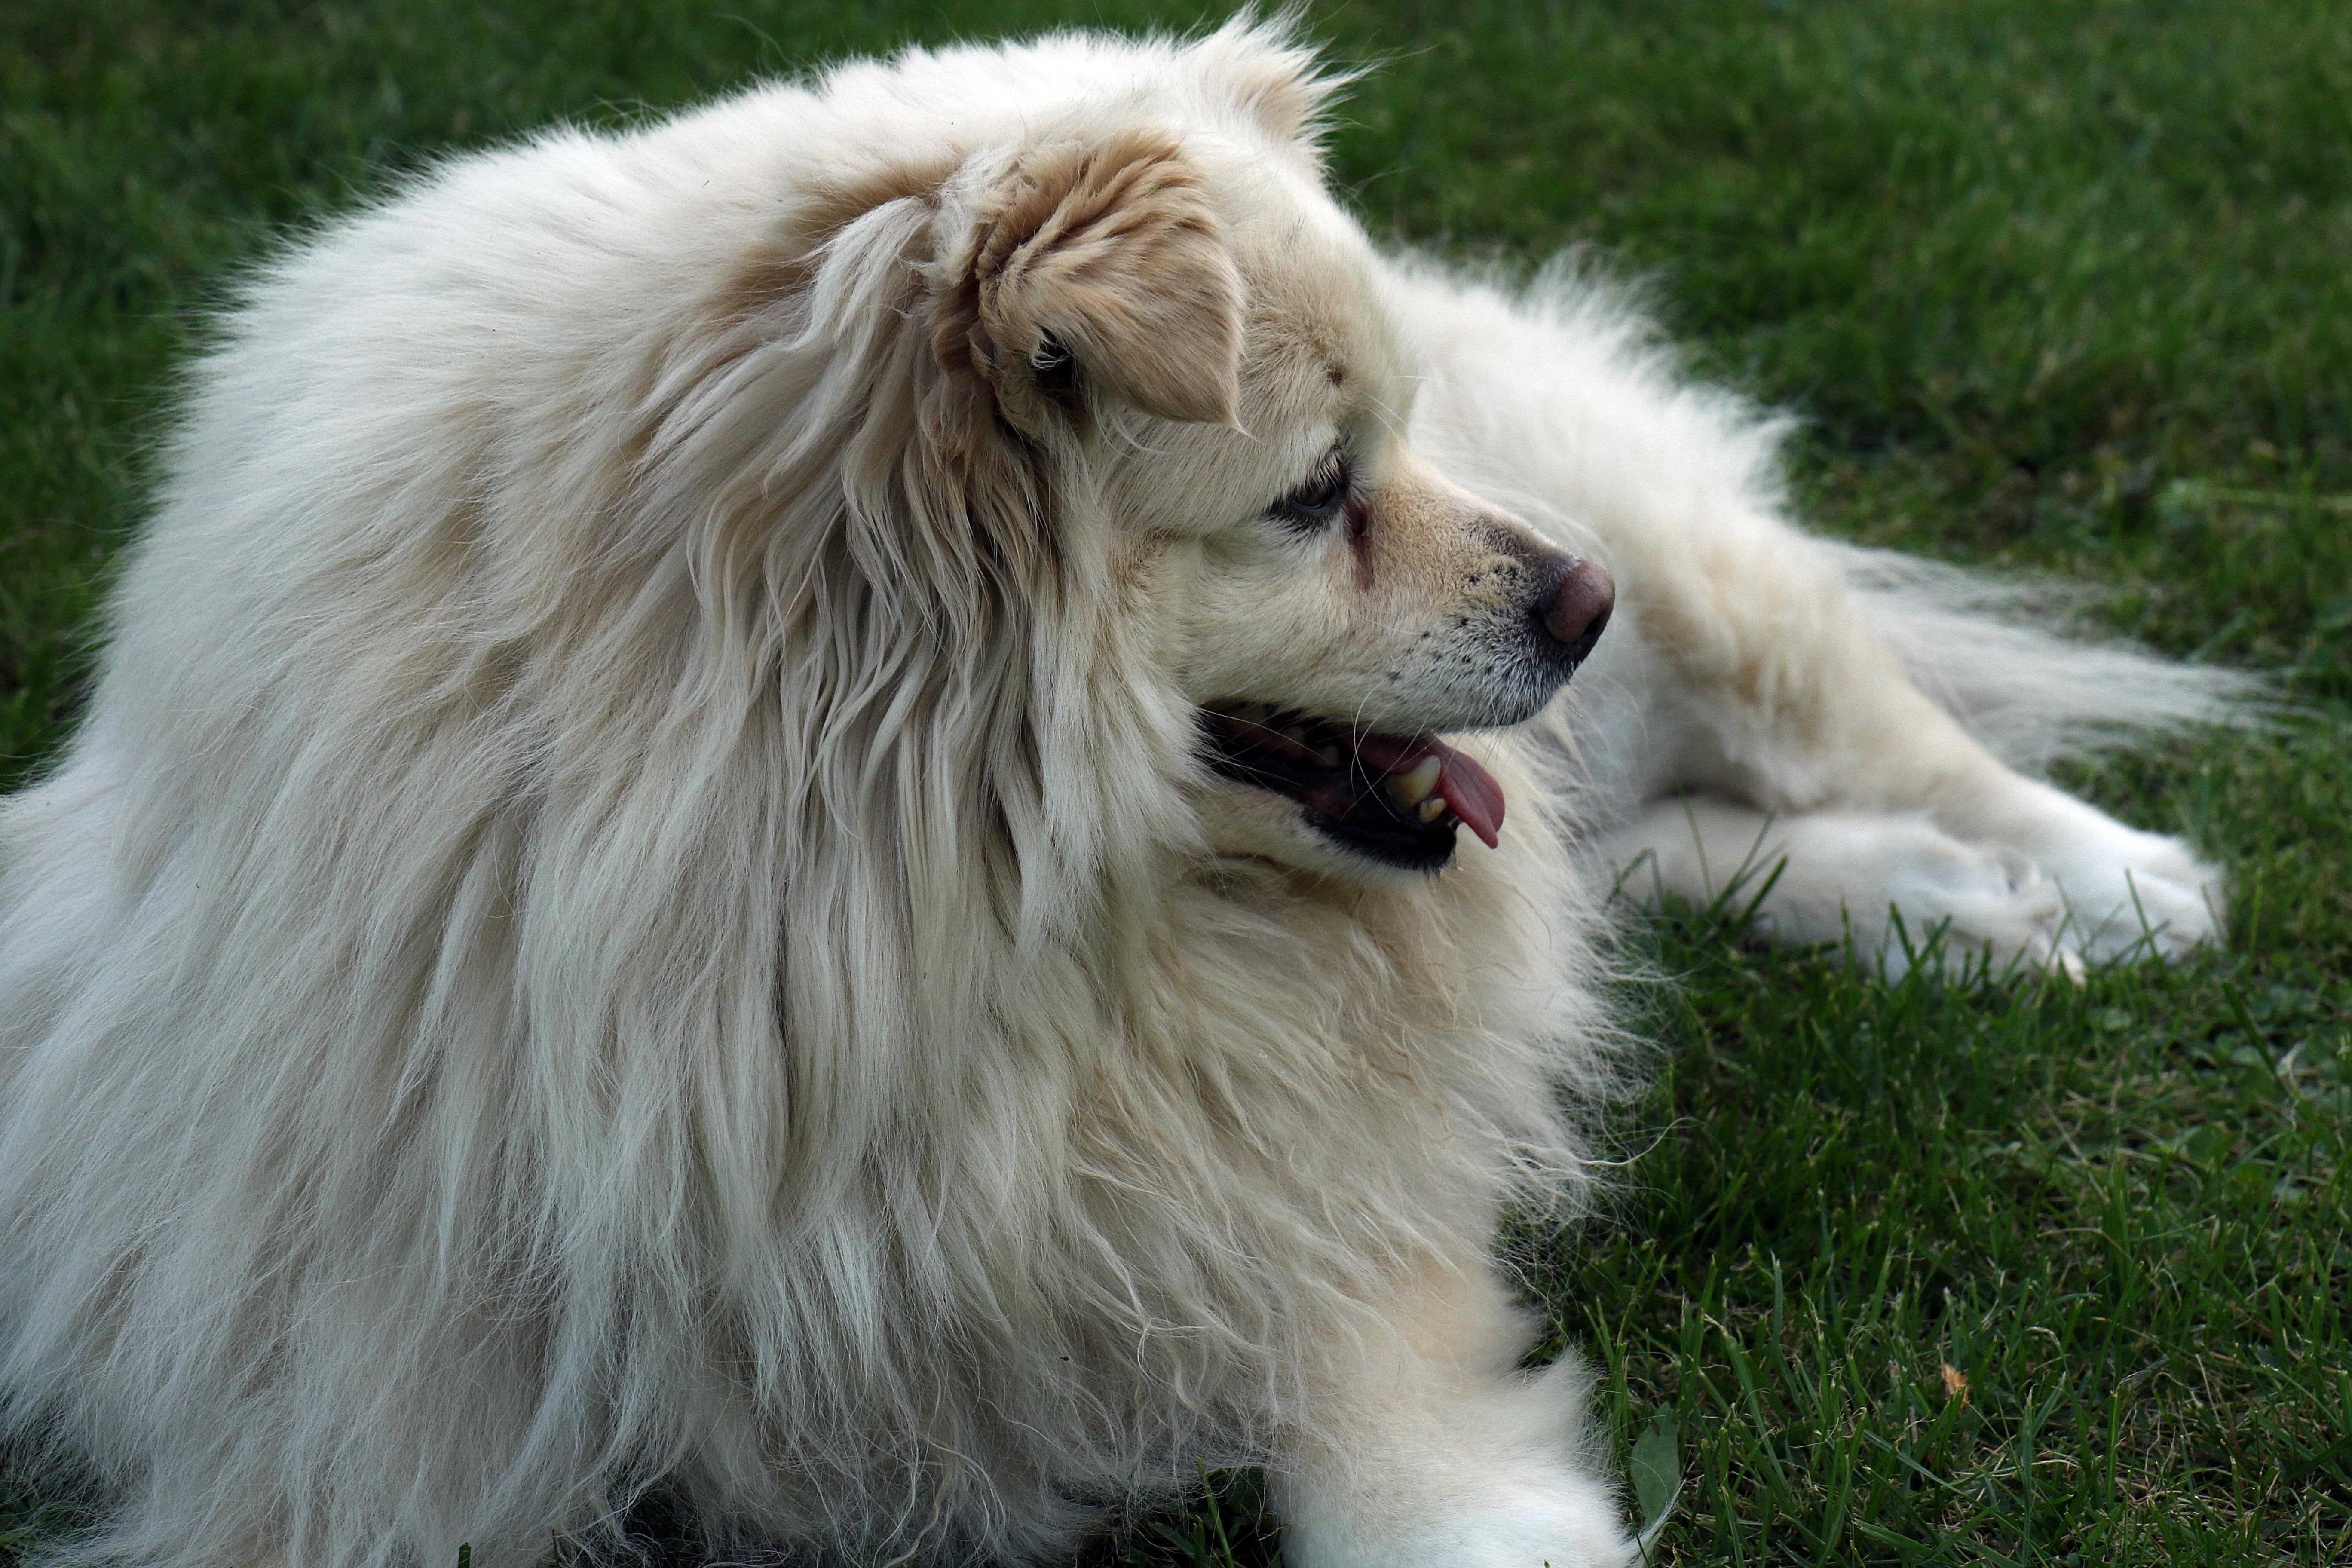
left=1268, top=451, right=1351, bottom=532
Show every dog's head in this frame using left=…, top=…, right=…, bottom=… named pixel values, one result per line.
left=1057, top=141, right=1611, bottom=876
left=662, top=23, right=1609, bottom=905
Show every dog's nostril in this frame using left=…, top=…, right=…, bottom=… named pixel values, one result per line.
left=1543, top=557, right=1615, bottom=654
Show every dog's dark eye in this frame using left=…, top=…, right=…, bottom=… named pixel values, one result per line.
left=1268, top=450, right=1351, bottom=531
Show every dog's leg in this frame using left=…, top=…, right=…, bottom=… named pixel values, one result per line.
left=1273, top=1259, right=1633, bottom=1568
left=1605, top=795, right=2082, bottom=974
left=1394, top=267, right=2229, bottom=967
left=1613, top=611, right=2222, bottom=968
left=1910, top=768, right=2223, bottom=962
left=1613, top=518, right=2223, bottom=965
left=1568, top=497, right=2221, bottom=966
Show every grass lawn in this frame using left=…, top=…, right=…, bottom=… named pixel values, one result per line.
left=4, top=1, right=2348, bottom=1563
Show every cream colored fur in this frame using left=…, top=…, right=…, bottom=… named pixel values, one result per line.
left=0, top=20, right=2244, bottom=1568
left=1388, top=261, right=2251, bottom=971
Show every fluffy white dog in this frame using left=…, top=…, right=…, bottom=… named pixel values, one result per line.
left=0, top=21, right=2244, bottom=1568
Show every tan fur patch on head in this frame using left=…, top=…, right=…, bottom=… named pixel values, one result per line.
left=709, top=155, right=965, bottom=336
left=953, top=129, right=1244, bottom=432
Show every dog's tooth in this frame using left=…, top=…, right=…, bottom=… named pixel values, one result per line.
left=1417, top=796, right=1449, bottom=824
left=1311, top=744, right=1343, bottom=768
left=1388, top=756, right=1443, bottom=809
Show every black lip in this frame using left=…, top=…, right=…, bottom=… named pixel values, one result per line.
left=1198, top=710, right=1460, bottom=872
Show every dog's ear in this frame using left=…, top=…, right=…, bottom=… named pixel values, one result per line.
left=947, top=129, right=1244, bottom=432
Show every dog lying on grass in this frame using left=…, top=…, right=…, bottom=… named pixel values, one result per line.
left=0, top=20, right=2246, bottom=1568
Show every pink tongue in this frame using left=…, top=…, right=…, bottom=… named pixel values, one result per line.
left=1351, top=731, right=1507, bottom=849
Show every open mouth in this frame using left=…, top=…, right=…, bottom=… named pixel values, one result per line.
left=1198, top=704, right=1508, bottom=871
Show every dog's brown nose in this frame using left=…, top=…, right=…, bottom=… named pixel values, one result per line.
left=1543, top=557, right=1615, bottom=657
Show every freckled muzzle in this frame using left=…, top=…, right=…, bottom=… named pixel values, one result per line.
left=1196, top=553, right=1615, bottom=870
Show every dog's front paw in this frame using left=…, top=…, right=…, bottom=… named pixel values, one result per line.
left=1400, top=1487, right=1637, bottom=1568
left=1282, top=1469, right=1634, bottom=1568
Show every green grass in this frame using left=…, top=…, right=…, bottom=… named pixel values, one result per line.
left=4, top=0, right=2348, bottom=1563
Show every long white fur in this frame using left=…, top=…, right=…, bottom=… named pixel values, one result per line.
left=1388, top=258, right=2250, bottom=968
left=0, top=18, right=2243, bottom=1568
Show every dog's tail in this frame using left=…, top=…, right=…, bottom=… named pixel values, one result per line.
left=1831, top=542, right=2266, bottom=774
